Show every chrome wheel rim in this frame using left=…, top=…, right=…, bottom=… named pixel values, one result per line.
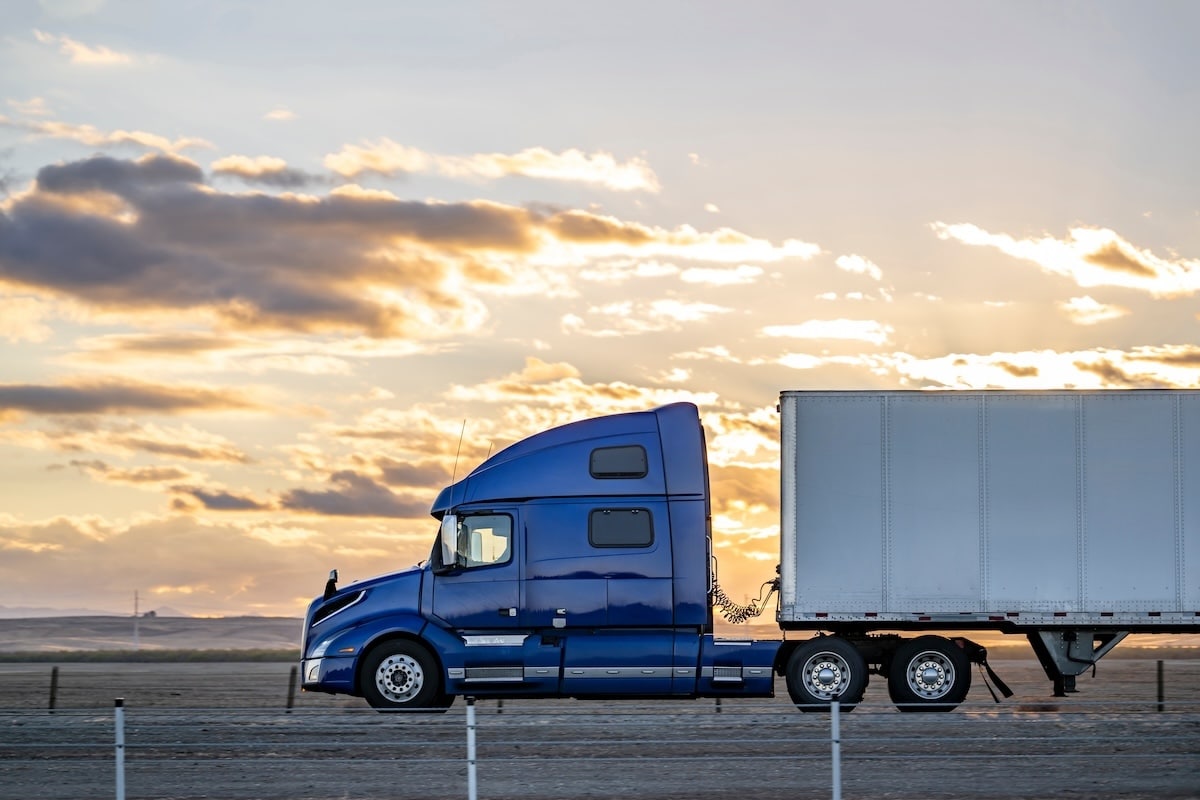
left=802, top=651, right=853, bottom=701
left=375, top=653, right=424, bottom=703
left=905, top=650, right=955, bottom=700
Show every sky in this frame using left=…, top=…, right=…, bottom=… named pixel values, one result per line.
left=0, top=1, right=1198, bottom=618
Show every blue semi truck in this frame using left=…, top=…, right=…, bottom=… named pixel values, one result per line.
left=301, top=391, right=1200, bottom=711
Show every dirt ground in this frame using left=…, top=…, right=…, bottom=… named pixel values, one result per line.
left=0, top=658, right=1197, bottom=800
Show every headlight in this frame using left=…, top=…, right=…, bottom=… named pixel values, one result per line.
left=310, top=638, right=333, bottom=658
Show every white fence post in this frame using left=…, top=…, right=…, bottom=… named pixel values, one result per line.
left=114, top=698, right=126, bottom=800
left=830, top=700, right=841, bottom=800
left=466, top=697, right=478, bottom=800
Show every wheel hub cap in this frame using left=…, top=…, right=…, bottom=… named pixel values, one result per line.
left=908, top=653, right=953, bottom=699
left=377, top=654, right=423, bottom=702
left=803, top=654, right=850, bottom=700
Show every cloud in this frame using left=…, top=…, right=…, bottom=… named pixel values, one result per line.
left=445, top=357, right=721, bottom=420
left=210, top=155, right=317, bottom=188
left=0, top=114, right=211, bottom=154
left=576, top=259, right=679, bottom=284
left=7, top=97, right=52, bottom=117
left=33, top=29, right=135, bottom=65
left=0, top=295, right=54, bottom=341
left=65, top=331, right=435, bottom=375
left=679, top=264, right=763, bottom=286
left=761, top=319, right=894, bottom=346
left=375, top=457, right=451, bottom=489
left=763, top=344, right=1200, bottom=389
left=1059, top=295, right=1130, bottom=325
left=0, top=420, right=250, bottom=462
left=932, top=222, right=1200, bottom=298
left=66, top=459, right=199, bottom=486
left=702, top=405, right=781, bottom=467
left=263, top=108, right=296, bottom=121
left=885, top=345, right=1200, bottom=389
left=324, top=139, right=661, bottom=192
left=174, top=487, right=269, bottom=512
left=835, top=253, right=883, bottom=281
left=0, top=378, right=257, bottom=418
left=0, top=154, right=815, bottom=338
left=0, top=154, right=525, bottom=336
left=562, top=298, right=731, bottom=337
left=279, top=471, right=428, bottom=518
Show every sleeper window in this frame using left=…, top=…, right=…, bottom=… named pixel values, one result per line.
left=589, top=508, right=653, bottom=548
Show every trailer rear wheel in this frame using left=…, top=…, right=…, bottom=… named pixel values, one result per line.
left=786, top=637, right=867, bottom=712
left=887, top=635, right=971, bottom=712
left=361, top=640, right=446, bottom=712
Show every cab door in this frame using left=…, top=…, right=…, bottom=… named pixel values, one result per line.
left=431, top=511, right=521, bottom=630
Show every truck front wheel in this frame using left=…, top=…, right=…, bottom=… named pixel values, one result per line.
left=887, top=635, right=971, bottom=712
left=785, top=637, right=867, bottom=712
left=361, top=640, right=446, bottom=712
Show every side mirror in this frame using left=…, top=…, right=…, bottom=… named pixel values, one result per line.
left=433, top=514, right=459, bottom=575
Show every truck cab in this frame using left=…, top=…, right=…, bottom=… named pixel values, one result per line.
left=300, top=402, right=777, bottom=709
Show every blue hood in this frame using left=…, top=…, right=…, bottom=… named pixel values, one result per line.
left=305, top=565, right=425, bottom=636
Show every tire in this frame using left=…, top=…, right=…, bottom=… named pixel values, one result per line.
left=360, top=640, right=446, bottom=712
left=785, top=637, right=868, bottom=712
left=887, top=635, right=971, bottom=712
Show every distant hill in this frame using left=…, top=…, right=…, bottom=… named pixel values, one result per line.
left=0, top=606, right=125, bottom=618
left=0, top=605, right=193, bottom=619
left=0, top=616, right=302, bottom=653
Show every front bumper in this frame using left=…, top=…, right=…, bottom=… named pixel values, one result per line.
left=300, top=656, right=357, bottom=694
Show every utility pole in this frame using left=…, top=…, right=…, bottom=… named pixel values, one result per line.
left=132, top=590, right=139, bottom=651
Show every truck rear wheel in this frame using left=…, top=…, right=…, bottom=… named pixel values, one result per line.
left=887, top=635, right=971, bottom=712
left=361, top=640, right=447, bottom=712
left=785, top=637, right=867, bottom=712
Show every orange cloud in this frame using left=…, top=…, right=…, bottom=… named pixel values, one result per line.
left=1, top=154, right=817, bottom=339
left=932, top=222, right=1200, bottom=298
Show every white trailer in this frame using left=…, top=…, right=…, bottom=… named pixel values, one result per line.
left=776, top=390, right=1200, bottom=698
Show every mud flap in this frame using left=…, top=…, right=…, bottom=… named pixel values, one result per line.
left=952, top=637, right=1014, bottom=702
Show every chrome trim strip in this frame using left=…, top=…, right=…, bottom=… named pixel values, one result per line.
left=462, top=635, right=529, bottom=647
left=699, top=666, right=767, bottom=681
left=563, top=667, right=675, bottom=678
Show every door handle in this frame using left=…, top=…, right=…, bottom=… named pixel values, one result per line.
left=497, top=607, right=517, bottom=617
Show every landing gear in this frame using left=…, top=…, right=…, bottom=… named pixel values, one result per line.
left=1028, top=630, right=1128, bottom=697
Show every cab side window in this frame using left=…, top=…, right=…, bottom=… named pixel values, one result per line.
left=459, top=514, right=513, bottom=568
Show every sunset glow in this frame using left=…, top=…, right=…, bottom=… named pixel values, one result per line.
left=0, top=2, right=1197, bottom=617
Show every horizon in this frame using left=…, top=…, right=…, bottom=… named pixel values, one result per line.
left=1, top=1, right=1199, bottom=616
